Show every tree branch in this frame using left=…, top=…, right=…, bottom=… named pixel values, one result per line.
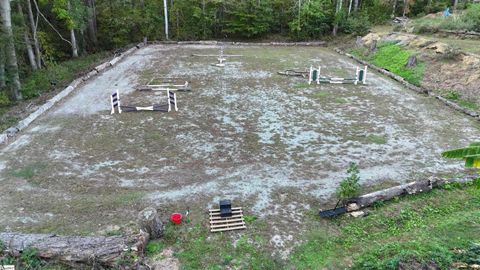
left=31, top=0, right=72, bottom=46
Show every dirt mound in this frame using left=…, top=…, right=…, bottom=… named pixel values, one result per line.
left=359, top=31, right=480, bottom=104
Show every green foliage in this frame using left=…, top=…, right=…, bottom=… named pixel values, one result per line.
left=0, top=92, right=11, bottom=107
left=20, top=247, right=42, bottom=269
left=289, top=0, right=334, bottom=40
left=361, top=0, right=391, bottom=24
left=352, top=241, right=453, bottom=269
left=342, top=13, right=372, bottom=36
left=146, top=240, right=165, bottom=256
left=413, top=4, right=480, bottom=33
left=442, top=142, right=480, bottom=168
left=455, top=243, right=480, bottom=264
left=445, top=89, right=460, bottom=100
left=370, top=42, right=425, bottom=86
left=21, top=52, right=108, bottom=99
left=336, top=163, right=361, bottom=203
left=223, top=0, right=273, bottom=38
left=465, top=4, right=480, bottom=32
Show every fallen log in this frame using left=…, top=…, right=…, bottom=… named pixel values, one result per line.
left=0, top=231, right=148, bottom=268
left=349, top=175, right=477, bottom=209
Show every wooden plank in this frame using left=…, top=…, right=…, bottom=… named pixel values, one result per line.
left=209, top=207, right=242, bottom=212
left=209, top=211, right=243, bottom=217
left=210, top=218, right=244, bottom=224
left=210, top=222, right=245, bottom=229
left=210, top=226, right=247, bottom=232
left=211, top=226, right=246, bottom=233
left=209, top=214, right=243, bottom=220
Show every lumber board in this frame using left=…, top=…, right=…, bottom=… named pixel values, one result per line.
left=211, top=226, right=247, bottom=233
left=209, top=207, right=242, bottom=212
left=210, top=218, right=244, bottom=224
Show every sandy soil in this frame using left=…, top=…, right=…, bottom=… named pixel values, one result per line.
left=0, top=44, right=478, bottom=256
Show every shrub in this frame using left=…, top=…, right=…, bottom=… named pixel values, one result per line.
left=336, top=163, right=361, bottom=204
left=342, top=13, right=372, bottom=36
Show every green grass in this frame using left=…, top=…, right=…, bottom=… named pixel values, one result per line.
left=366, top=134, right=388, bottom=144
left=151, top=218, right=282, bottom=269
left=290, top=179, right=480, bottom=269
left=294, top=82, right=311, bottom=89
left=10, top=163, right=47, bottom=181
left=21, top=52, right=110, bottom=99
left=443, top=89, right=479, bottom=111
left=350, top=42, right=425, bottom=86
left=458, top=100, right=479, bottom=110
left=312, top=91, right=332, bottom=98
left=141, top=178, right=480, bottom=269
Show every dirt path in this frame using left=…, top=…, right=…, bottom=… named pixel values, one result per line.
left=0, top=44, right=478, bottom=256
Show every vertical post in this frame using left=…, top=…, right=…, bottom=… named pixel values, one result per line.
left=163, top=0, right=169, bottom=40
left=355, top=67, right=359, bottom=85
left=363, top=66, right=368, bottom=84
left=117, top=90, right=122, bottom=113
left=167, top=90, right=171, bottom=112
left=317, top=66, right=321, bottom=84
left=308, top=66, right=313, bottom=85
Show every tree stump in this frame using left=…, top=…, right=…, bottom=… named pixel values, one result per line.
left=138, top=207, right=163, bottom=239
left=369, top=39, right=377, bottom=54
left=355, top=36, right=364, bottom=48
left=406, top=55, right=417, bottom=68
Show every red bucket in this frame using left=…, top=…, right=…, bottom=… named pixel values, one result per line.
left=171, top=213, right=182, bottom=225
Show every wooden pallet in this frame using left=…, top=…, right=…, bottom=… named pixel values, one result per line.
left=209, top=207, right=246, bottom=233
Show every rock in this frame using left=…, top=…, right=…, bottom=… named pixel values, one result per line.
left=426, top=42, right=450, bottom=54
left=451, top=262, right=469, bottom=269
left=361, top=33, right=380, bottom=48
left=347, top=203, right=360, bottom=212
left=471, top=264, right=480, bottom=269
left=5, top=127, right=18, bottom=136
left=350, top=211, right=366, bottom=218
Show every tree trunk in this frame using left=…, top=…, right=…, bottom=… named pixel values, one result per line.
left=348, top=0, right=353, bottom=15
left=18, top=2, right=37, bottom=70
left=453, top=0, right=458, bottom=9
left=0, top=0, right=23, bottom=100
left=0, top=232, right=148, bottom=267
left=26, top=0, right=42, bottom=68
left=332, top=0, right=342, bottom=36
left=70, top=29, right=79, bottom=57
left=138, top=207, right=164, bottom=239
left=350, top=176, right=476, bottom=209
left=391, top=0, right=397, bottom=19
left=0, top=48, right=6, bottom=88
left=163, top=0, right=169, bottom=39
left=67, top=1, right=79, bottom=57
left=353, top=0, right=359, bottom=12
left=403, top=0, right=408, bottom=17
left=85, top=0, right=98, bottom=48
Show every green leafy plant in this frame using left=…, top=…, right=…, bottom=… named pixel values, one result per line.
left=442, top=142, right=480, bottom=168
left=146, top=240, right=164, bottom=256
left=336, top=163, right=362, bottom=206
left=445, top=89, right=460, bottom=100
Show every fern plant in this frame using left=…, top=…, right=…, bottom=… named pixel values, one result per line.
left=441, top=142, right=480, bottom=168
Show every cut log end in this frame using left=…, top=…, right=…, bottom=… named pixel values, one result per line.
left=137, top=207, right=163, bottom=240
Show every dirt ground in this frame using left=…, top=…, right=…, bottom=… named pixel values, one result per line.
left=0, top=44, right=478, bottom=256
